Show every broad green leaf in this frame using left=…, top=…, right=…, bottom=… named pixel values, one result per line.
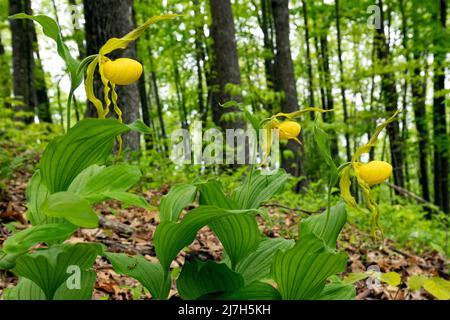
left=154, top=206, right=259, bottom=272
left=298, top=202, right=347, bottom=248
left=176, top=260, right=244, bottom=300
left=102, top=191, right=151, bottom=210
left=12, top=243, right=103, bottom=300
left=68, top=164, right=142, bottom=203
left=272, top=234, right=347, bottom=300
left=232, top=169, right=288, bottom=209
left=159, top=184, right=197, bottom=222
left=41, top=191, right=99, bottom=228
left=343, top=272, right=370, bottom=284
left=40, top=119, right=129, bottom=193
left=209, top=215, right=260, bottom=269
left=2, top=223, right=78, bottom=254
left=423, top=277, right=450, bottom=300
left=0, top=250, right=24, bottom=270
left=3, top=278, right=46, bottom=300
left=217, top=281, right=281, bottom=300
left=379, top=272, right=401, bottom=287
left=126, top=119, right=153, bottom=134
left=10, top=14, right=81, bottom=89
left=104, top=252, right=169, bottom=300
left=408, top=275, right=427, bottom=291
left=234, top=238, right=295, bottom=285
left=198, top=181, right=238, bottom=209
left=197, top=182, right=260, bottom=268
left=26, top=171, right=64, bottom=225
left=318, top=281, right=356, bottom=300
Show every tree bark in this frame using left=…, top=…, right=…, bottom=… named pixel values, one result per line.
left=9, top=0, right=36, bottom=124
left=301, top=0, right=315, bottom=118
left=271, top=0, right=307, bottom=189
left=83, top=0, right=140, bottom=153
left=0, top=34, right=11, bottom=109
left=259, top=0, right=275, bottom=111
left=209, top=0, right=245, bottom=131
left=193, top=0, right=208, bottom=124
left=375, top=0, right=405, bottom=189
left=335, top=0, right=351, bottom=162
left=432, top=0, right=449, bottom=213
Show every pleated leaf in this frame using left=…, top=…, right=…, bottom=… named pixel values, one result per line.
left=67, top=164, right=142, bottom=203
left=154, top=206, right=259, bottom=272
left=26, top=171, right=64, bottom=226
left=2, top=223, right=78, bottom=254
left=298, top=202, right=347, bottom=248
left=234, top=238, right=295, bottom=285
left=12, top=243, right=103, bottom=300
left=176, top=259, right=244, bottom=300
left=159, top=184, right=198, bottom=222
left=272, top=234, right=347, bottom=300
left=105, top=252, right=170, bottom=300
left=232, top=169, right=288, bottom=209
left=40, top=191, right=99, bottom=228
left=40, top=119, right=129, bottom=193
left=217, top=281, right=281, bottom=300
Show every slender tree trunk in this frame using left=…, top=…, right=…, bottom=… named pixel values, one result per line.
left=83, top=0, right=140, bottom=153
left=173, top=56, right=188, bottom=129
left=433, top=0, right=449, bottom=213
left=67, top=0, right=86, bottom=59
left=319, top=32, right=339, bottom=161
left=335, top=0, right=351, bottom=162
left=271, top=0, right=307, bottom=189
left=32, top=29, right=52, bottom=123
left=259, top=0, right=275, bottom=111
left=193, top=0, right=207, bottom=124
left=375, top=0, right=405, bottom=189
left=137, top=67, right=153, bottom=150
left=301, top=0, right=315, bottom=118
left=209, top=0, right=245, bottom=131
left=0, top=34, right=11, bottom=109
left=9, top=0, right=36, bottom=124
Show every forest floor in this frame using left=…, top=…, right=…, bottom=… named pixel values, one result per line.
left=0, top=157, right=448, bottom=300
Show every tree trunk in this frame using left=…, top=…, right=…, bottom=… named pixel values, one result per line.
left=335, top=0, right=351, bottom=162
left=301, top=0, right=315, bottom=118
left=193, top=0, right=207, bottom=124
left=67, top=0, right=86, bottom=59
left=32, top=29, right=52, bottom=123
left=137, top=68, right=153, bottom=150
left=271, top=0, right=307, bottom=189
left=209, top=0, right=245, bottom=131
left=433, top=0, right=449, bottom=213
left=9, top=0, right=36, bottom=124
left=259, top=0, right=275, bottom=111
left=83, top=0, right=140, bottom=153
left=0, top=34, right=11, bottom=109
left=375, top=0, right=405, bottom=189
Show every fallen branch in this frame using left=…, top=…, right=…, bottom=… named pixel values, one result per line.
left=261, top=203, right=324, bottom=215
left=99, top=216, right=135, bottom=235
left=384, top=182, right=440, bottom=210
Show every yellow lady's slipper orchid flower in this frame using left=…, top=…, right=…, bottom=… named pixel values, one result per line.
left=83, top=14, right=180, bottom=156
left=103, top=58, right=143, bottom=85
left=339, top=110, right=400, bottom=238
left=278, top=121, right=301, bottom=140
left=356, top=161, right=393, bottom=185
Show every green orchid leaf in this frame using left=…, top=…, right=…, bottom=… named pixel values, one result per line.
left=68, top=164, right=142, bottom=203
left=318, top=281, right=356, bottom=300
left=159, top=183, right=197, bottom=222
left=104, top=252, right=170, bottom=300
left=176, top=259, right=244, bottom=300
left=272, top=234, right=347, bottom=300
left=234, top=238, right=295, bottom=285
left=41, top=191, right=99, bottom=228
left=232, top=169, right=288, bottom=209
left=298, top=202, right=347, bottom=248
left=12, top=243, right=103, bottom=300
left=40, top=119, right=129, bottom=193
left=154, top=206, right=259, bottom=272
left=26, top=171, right=64, bottom=226
left=102, top=191, right=152, bottom=210
left=2, top=223, right=78, bottom=255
